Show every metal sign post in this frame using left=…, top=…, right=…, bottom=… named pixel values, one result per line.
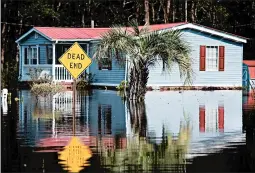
left=72, top=79, right=76, bottom=136
left=58, top=42, right=92, bottom=135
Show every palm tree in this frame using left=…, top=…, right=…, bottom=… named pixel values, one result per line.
left=93, top=20, right=193, bottom=100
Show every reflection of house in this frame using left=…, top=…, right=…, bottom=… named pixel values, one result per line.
left=53, top=91, right=86, bottom=116
left=18, top=90, right=127, bottom=149
left=89, top=90, right=126, bottom=136
left=16, top=23, right=246, bottom=88
left=36, top=136, right=127, bottom=153
left=243, top=92, right=255, bottom=110
left=144, top=90, right=242, bottom=143
left=199, top=105, right=224, bottom=132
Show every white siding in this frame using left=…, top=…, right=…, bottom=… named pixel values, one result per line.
left=147, top=29, right=243, bottom=87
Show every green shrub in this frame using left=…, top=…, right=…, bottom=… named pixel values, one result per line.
left=116, top=80, right=128, bottom=91
left=31, top=83, right=64, bottom=97
left=27, top=68, right=52, bottom=85
left=76, top=72, right=95, bottom=90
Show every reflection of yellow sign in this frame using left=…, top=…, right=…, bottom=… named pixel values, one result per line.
left=59, top=42, right=92, bottom=79
left=58, top=136, right=92, bottom=172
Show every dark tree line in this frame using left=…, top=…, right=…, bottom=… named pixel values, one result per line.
left=1, top=0, right=255, bottom=89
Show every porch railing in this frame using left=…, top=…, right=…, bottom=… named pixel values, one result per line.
left=55, top=65, right=86, bottom=82
left=55, top=65, right=73, bottom=81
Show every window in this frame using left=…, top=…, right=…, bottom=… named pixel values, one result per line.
left=55, top=45, right=71, bottom=64
left=98, top=50, right=113, bottom=70
left=47, top=46, right=53, bottom=64
left=24, top=46, right=38, bottom=65
left=199, top=104, right=224, bottom=133
left=206, top=46, right=218, bottom=71
left=62, top=45, right=70, bottom=54
left=205, top=106, right=218, bottom=132
left=99, top=57, right=112, bottom=70
left=98, top=104, right=112, bottom=135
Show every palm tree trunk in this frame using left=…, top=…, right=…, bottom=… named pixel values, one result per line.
left=128, top=60, right=149, bottom=100
left=128, top=99, right=147, bottom=137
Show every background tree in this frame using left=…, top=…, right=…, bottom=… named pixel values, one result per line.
left=1, top=0, right=255, bottom=89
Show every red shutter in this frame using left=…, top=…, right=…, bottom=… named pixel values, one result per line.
left=218, top=106, right=224, bottom=132
left=200, top=46, right=206, bottom=71
left=219, top=46, right=225, bottom=71
left=199, top=105, right=205, bottom=132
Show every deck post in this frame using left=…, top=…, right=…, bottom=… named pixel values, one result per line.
left=52, top=43, right=56, bottom=83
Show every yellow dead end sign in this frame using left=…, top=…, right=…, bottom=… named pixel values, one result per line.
left=58, top=136, right=92, bottom=172
left=59, top=42, right=92, bottom=79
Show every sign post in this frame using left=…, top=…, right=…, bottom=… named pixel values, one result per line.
left=58, top=42, right=92, bottom=135
left=72, top=79, right=76, bottom=136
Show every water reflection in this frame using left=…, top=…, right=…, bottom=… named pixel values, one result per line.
left=2, top=94, right=8, bottom=115
left=2, top=89, right=249, bottom=172
left=100, top=99, right=191, bottom=172
left=144, top=91, right=244, bottom=157
left=58, top=136, right=92, bottom=172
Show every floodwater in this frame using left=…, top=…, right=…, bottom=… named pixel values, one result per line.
left=2, top=89, right=255, bottom=172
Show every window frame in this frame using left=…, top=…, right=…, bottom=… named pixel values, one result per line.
left=205, top=46, right=219, bottom=72
left=98, top=50, right=113, bottom=70
left=100, top=56, right=112, bottom=70
left=62, top=45, right=71, bottom=54
left=23, top=45, right=39, bottom=65
left=205, top=104, right=219, bottom=132
left=46, top=45, right=53, bottom=64
left=98, top=104, right=112, bottom=135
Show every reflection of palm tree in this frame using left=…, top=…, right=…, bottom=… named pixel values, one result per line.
left=128, top=99, right=147, bottom=137
left=99, top=99, right=191, bottom=172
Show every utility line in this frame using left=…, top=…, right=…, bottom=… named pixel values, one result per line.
left=232, top=23, right=255, bottom=27
left=1, top=22, right=34, bottom=27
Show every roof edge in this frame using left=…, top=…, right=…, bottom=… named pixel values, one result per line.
left=171, top=23, right=247, bottom=43
left=15, top=27, right=53, bottom=43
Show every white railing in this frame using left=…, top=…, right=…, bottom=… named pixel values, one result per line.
left=54, top=92, right=73, bottom=114
left=53, top=91, right=85, bottom=116
left=54, top=65, right=86, bottom=82
left=55, top=65, right=73, bottom=82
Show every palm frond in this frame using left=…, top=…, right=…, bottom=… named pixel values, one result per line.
left=93, top=21, right=193, bottom=89
left=92, top=26, right=137, bottom=66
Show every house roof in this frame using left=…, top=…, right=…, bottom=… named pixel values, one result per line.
left=15, top=22, right=247, bottom=43
left=243, top=60, right=255, bottom=67
left=33, top=22, right=187, bottom=40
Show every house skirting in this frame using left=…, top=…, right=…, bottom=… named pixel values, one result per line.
left=149, top=86, right=243, bottom=91
left=18, top=81, right=243, bottom=91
